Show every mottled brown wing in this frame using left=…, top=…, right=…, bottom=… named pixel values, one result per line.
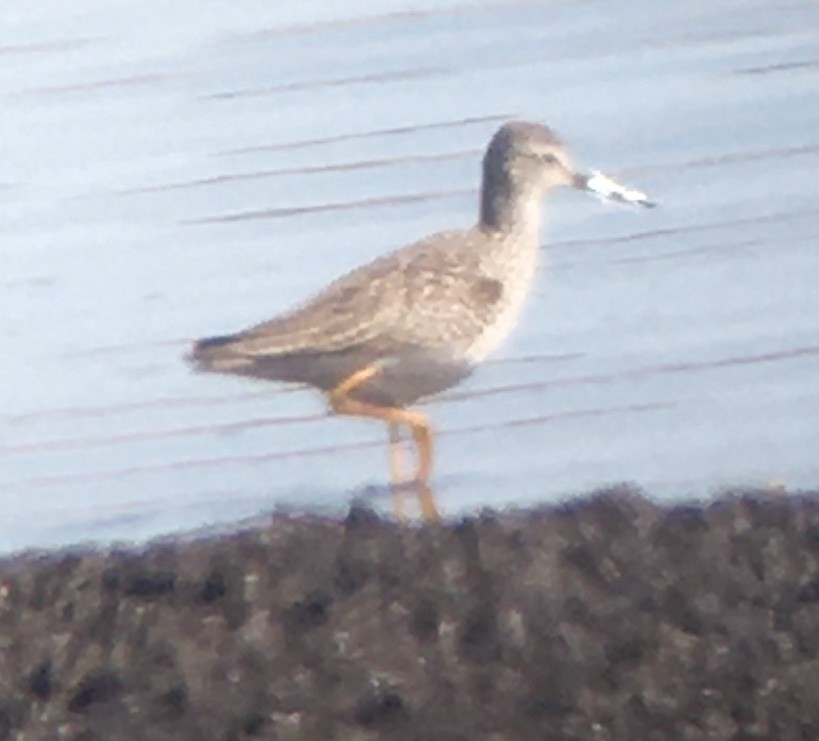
left=224, top=252, right=404, bottom=357
left=387, top=247, right=504, bottom=350
left=213, top=229, right=503, bottom=358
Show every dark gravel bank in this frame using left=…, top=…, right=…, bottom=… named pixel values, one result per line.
left=2, top=486, right=819, bottom=740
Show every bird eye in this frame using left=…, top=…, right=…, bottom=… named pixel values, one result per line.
left=539, top=152, right=558, bottom=164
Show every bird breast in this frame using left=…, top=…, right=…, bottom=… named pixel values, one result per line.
left=462, top=235, right=541, bottom=364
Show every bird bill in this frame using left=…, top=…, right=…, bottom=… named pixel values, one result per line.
left=585, top=170, right=655, bottom=208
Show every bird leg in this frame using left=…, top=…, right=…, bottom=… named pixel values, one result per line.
left=327, top=363, right=439, bottom=521
left=329, top=362, right=382, bottom=400
left=415, top=481, right=440, bottom=522
left=384, top=425, right=439, bottom=521
left=388, top=423, right=407, bottom=522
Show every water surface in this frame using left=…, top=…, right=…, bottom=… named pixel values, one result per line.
left=2, top=0, right=818, bottom=552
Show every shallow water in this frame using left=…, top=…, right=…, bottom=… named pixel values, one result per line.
left=2, top=0, right=818, bottom=552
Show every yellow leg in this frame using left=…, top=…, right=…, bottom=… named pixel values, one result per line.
left=331, top=362, right=382, bottom=399
left=328, top=392, right=434, bottom=485
left=416, top=481, right=440, bottom=521
left=388, top=424, right=407, bottom=522
left=327, top=363, right=439, bottom=521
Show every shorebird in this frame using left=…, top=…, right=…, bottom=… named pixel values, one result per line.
left=189, top=120, right=654, bottom=520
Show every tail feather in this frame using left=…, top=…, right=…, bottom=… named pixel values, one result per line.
left=188, top=331, right=377, bottom=391
left=188, top=333, right=254, bottom=372
left=187, top=332, right=317, bottom=383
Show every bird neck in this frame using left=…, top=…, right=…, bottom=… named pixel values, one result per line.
left=478, top=169, right=543, bottom=238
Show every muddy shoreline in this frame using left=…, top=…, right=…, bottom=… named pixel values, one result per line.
left=2, top=486, right=819, bottom=739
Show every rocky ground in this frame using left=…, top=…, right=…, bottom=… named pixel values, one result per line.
left=2, top=486, right=819, bottom=740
